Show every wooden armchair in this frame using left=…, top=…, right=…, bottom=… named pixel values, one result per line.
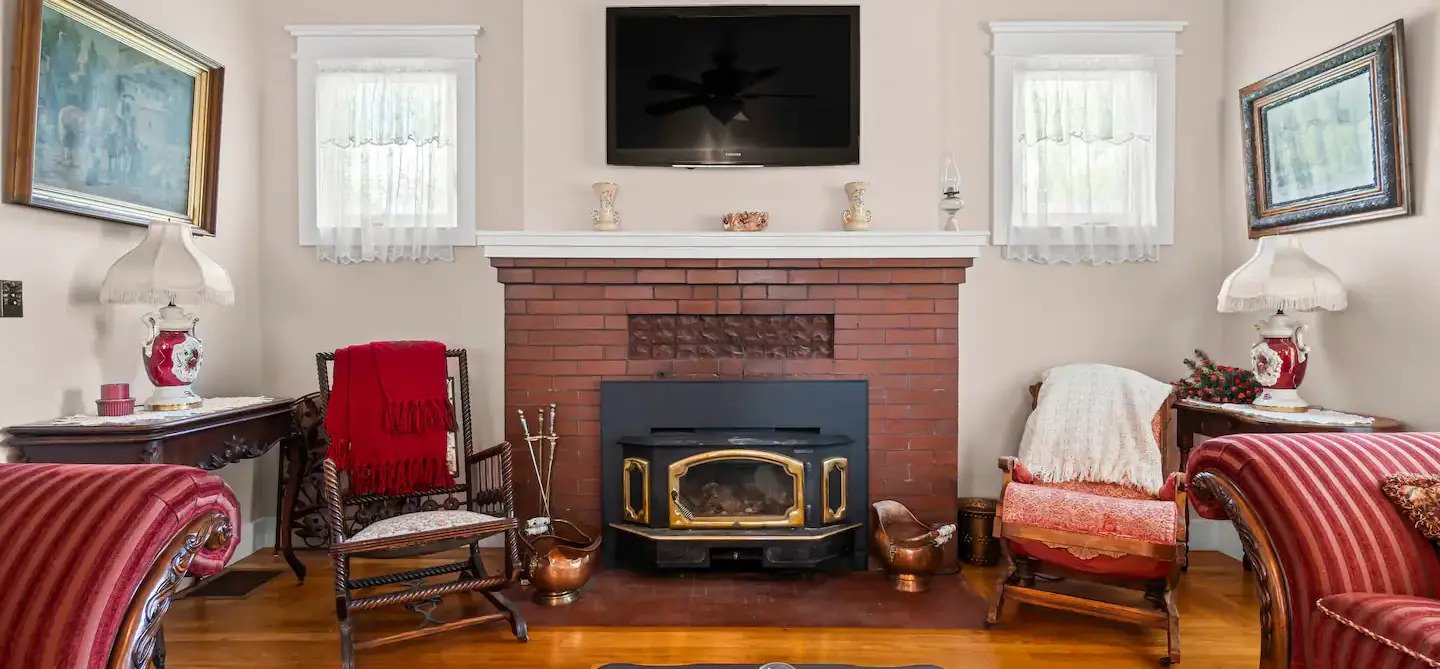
left=316, top=348, right=527, bottom=668
left=988, top=382, right=1185, bottom=666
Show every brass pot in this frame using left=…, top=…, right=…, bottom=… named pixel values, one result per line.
left=871, top=500, right=956, bottom=593
left=521, top=519, right=601, bottom=606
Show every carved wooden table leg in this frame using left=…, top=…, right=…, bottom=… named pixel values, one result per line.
left=275, top=431, right=307, bottom=583
left=1176, top=411, right=1199, bottom=572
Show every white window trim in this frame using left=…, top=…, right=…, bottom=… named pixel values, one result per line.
left=288, top=25, right=481, bottom=247
left=989, top=21, right=1185, bottom=247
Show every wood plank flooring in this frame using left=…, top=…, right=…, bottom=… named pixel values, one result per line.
left=165, top=550, right=1259, bottom=668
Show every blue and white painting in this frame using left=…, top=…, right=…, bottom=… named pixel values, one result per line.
left=33, top=4, right=195, bottom=215
left=1262, top=68, right=1379, bottom=206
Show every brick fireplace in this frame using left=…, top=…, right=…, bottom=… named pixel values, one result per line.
left=493, top=253, right=970, bottom=554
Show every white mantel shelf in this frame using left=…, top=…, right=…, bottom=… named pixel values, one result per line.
left=475, top=231, right=990, bottom=259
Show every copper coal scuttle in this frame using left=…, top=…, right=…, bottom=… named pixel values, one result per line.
left=517, top=406, right=601, bottom=606
left=520, top=519, right=601, bottom=606
left=870, top=500, right=956, bottom=592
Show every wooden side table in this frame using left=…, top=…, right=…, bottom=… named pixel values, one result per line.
left=1174, top=399, right=1402, bottom=570
left=3, top=396, right=308, bottom=582
left=1176, top=400, right=1403, bottom=466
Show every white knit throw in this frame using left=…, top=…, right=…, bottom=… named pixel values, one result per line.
left=1017, top=364, right=1172, bottom=495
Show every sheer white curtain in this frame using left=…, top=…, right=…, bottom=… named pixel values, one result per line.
left=315, top=59, right=458, bottom=264
left=1008, top=56, right=1159, bottom=264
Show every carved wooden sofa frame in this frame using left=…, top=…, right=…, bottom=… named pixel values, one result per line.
left=1187, top=469, right=1288, bottom=669
left=114, top=512, right=234, bottom=669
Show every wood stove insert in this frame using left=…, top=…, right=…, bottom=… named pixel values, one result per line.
left=601, top=380, right=868, bottom=571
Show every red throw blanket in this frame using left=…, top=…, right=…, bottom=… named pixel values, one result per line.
left=324, top=341, right=456, bottom=495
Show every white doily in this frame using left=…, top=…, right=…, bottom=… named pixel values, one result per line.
left=1181, top=399, right=1374, bottom=426
left=44, top=397, right=277, bottom=427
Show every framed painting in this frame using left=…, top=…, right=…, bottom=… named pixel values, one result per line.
left=1241, top=20, right=1410, bottom=238
left=5, top=0, right=224, bottom=234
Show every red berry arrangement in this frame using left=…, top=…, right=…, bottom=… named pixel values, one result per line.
left=1173, top=349, right=1262, bottom=404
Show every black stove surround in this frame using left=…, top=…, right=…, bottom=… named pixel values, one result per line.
left=600, top=380, right=869, bottom=571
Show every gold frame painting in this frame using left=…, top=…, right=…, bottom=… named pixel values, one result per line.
left=1240, top=21, right=1410, bottom=238
left=5, top=0, right=224, bottom=234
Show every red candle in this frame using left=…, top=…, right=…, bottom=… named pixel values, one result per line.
left=100, top=383, right=130, bottom=400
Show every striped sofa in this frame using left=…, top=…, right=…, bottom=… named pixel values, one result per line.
left=0, top=463, right=240, bottom=669
left=1188, top=432, right=1440, bottom=669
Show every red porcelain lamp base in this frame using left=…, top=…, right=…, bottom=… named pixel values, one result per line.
left=1248, top=310, right=1310, bottom=413
left=142, top=303, right=205, bottom=411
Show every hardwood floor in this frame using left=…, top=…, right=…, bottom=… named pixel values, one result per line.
left=166, top=550, right=1259, bottom=668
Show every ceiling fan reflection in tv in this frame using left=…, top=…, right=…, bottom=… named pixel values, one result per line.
left=607, top=6, right=860, bottom=168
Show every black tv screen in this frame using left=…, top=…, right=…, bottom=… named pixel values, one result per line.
left=607, top=6, right=860, bottom=167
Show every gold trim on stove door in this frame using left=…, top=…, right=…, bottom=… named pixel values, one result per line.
left=622, top=457, right=649, bottom=524
left=822, top=457, right=848, bottom=523
left=667, top=449, right=805, bottom=529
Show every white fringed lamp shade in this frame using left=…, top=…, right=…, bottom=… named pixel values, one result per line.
left=1217, top=236, right=1347, bottom=314
left=100, top=221, right=235, bottom=306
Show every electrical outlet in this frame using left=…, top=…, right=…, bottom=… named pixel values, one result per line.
left=1, top=280, right=22, bottom=318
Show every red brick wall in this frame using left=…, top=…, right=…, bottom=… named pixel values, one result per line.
left=494, top=257, right=969, bottom=537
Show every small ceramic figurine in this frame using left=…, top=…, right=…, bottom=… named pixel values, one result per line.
left=842, top=181, right=872, bottom=231
left=592, top=181, right=620, bottom=231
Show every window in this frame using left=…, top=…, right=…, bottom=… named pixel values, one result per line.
left=290, top=26, right=480, bottom=263
left=990, top=22, right=1184, bottom=264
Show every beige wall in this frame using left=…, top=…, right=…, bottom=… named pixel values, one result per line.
left=0, top=0, right=268, bottom=554
left=1221, top=1, right=1438, bottom=431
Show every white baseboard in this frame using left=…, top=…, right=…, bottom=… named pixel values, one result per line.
left=232, top=515, right=277, bottom=565
left=1188, top=517, right=1244, bottom=560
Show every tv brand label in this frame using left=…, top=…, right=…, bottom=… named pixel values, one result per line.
left=724, top=151, right=743, bottom=157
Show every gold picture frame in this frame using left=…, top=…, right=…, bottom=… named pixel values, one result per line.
left=5, top=0, right=224, bottom=234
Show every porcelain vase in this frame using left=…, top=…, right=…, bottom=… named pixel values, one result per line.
left=142, top=304, right=204, bottom=411
left=1248, top=311, right=1310, bottom=412
left=592, top=182, right=620, bottom=231
left=842, top=181, right=872, bottom=231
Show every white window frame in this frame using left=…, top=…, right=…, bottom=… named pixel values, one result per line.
left=989, top=21, right=1185, bottom=247
left=288, top=25, right=481, bottom=247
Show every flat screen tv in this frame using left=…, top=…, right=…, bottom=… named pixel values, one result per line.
left=607, top=6, right=860, bottom=167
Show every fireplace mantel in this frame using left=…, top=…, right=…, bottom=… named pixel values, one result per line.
left=476, top=231, right=989, bottom=259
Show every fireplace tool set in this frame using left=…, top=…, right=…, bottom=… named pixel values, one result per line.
left=515, top=405, right=600, bottom=606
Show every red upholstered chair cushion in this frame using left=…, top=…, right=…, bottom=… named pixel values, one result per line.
left=1002, top=481, right=1179, bottom=545
left=1312, top=593, right=1440, bottom=669
left=0, top=464, right=240, bottom=669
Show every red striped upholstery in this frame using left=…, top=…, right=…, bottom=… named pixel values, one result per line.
left=1187, top=432, right=1440, bottom=669
left=0, top=464, right=240, bottom=669
left=1313, top=593, right=1440, bottom=669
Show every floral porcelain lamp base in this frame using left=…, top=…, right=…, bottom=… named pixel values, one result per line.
left=1248, top=310, right=1310, bottom=413
left=142, top=304, right=205, bottom=411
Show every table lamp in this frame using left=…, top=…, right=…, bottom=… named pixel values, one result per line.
left=1217, top=235, right=1346, bottom=412
left=100, top=220, right=235, bottom=410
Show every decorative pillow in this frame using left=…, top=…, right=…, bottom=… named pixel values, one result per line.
left=1382, top=474, right=1440, bottom=541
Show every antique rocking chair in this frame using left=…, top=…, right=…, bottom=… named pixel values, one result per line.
left=317, top=348, right=527, bottom=668
left=988, top=377, right=1184, bottom=666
